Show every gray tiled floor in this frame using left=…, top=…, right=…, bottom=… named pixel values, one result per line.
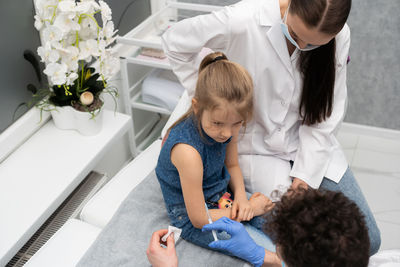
left=337, top=127, right=400, bottom=250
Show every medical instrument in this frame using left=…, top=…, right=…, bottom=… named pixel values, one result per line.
left=161, top=225, right=182, bottom=243
left=204, top=203, right=218, bottom=241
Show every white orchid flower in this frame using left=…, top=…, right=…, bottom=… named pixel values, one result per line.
left=100, top=53, right=119, bottom=80
left=90, top=1, right=101, bottom=11
left=34, top=15, right=44, bottom=31
left=79, top=18, right=97, bottom=40
left=35, top=0, right=119, bottom=94
left=102, top=21, right=118, bottom=46
left=37, top=43, right=60, bottom=63
left=50, top=41, right=70, bottom=53
left=98, top=39, right=107, bottom=54
left=76, top=1, right=99, bottom=14
left=65, top=72, right=79, bottom=85
left=78, top=39, right=98, bottom=61
left=62, top=32, right=78, bottom=46
left=61, top=46, right=80, bottom=72
left=35, top=0, right=58, bottom=20
left=58, top=1, right=76, bottom=13
left=54, top=13, right=80, bottom=34
left=99, top=1, right=112, bottom=22
left=103, top=21, right=117, bottom=39
left=44, top=62, right=68, bottom=85
left=43, top=25, right=63, bottom=43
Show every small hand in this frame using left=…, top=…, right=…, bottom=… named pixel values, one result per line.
left=202, top=217, right=265, bottom=267
left=146, top=229, right=178, bottom=267
left=291, top=177, right=309, bottom=191
left=249, top=192, right=274, bottom=216
left=231, top=196, right=254, bottom=222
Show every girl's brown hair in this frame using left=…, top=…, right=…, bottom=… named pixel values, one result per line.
left=169, top=52, right=253, bottom=135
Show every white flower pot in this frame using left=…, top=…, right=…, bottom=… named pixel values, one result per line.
left=50, top=105, right=104, bottom=136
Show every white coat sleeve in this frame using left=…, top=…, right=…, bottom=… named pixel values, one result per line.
left=161, top=7, right=232, bottom=97
left=289, top=25, right=351, bottom=189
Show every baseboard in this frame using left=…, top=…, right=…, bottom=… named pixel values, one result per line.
left=341, top=122, right=400, bottom=140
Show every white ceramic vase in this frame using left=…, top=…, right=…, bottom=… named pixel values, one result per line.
left=50, top=105, right=104, bottom=136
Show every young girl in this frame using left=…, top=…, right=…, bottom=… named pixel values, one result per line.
left=155, top=52, right=274, bottom=250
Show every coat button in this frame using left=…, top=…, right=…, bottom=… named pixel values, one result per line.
left=281, top=100, right=286, bottom=106
left=277, top=127, right=281, bottom=132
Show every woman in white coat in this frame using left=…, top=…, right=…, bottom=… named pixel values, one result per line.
left=161, top=0, right=381, bottom=255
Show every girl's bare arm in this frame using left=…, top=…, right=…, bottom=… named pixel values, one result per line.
left=225, top=135, right=247, bottom=200
left=225, top=135, right=254, bottom=221
left=171, top=144, right=232, bottom=228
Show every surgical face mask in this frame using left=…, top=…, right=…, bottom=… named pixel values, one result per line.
left=280, top=2, right=320, bottom=51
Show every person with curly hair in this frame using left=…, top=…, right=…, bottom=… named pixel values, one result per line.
left=148, top=189, right=370, bottom=267
left=263, top=189, right=370, bottom=267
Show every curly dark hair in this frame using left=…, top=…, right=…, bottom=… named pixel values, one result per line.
left=264, top=189, right=370, bottom=267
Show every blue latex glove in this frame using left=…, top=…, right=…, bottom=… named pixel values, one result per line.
left=202, top=217, right=265, bottom=267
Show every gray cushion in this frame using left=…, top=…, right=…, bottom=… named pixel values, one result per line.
left=77, top=170, right=246, bottom=267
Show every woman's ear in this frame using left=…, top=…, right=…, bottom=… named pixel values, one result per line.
left=192, top=98, right=198, bottom=114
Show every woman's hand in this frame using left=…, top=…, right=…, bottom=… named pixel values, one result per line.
left=231, top=195, right=254, bottom=222
left=202, top=217, right=266, bottom=267
left=146, top=229, right=178, bottom=267
left=249, top=192, right=275, bottom=216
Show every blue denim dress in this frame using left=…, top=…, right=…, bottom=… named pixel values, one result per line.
left=156, top=116, right=266, bottom=249
left=155, top=117, right=233, bottom=244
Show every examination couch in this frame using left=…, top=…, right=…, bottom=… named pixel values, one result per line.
left=24, top=90, right=399, bottom=267
left=23, top=91, right=248, bottom=267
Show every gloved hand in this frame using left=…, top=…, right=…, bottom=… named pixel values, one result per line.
left=202, top=217, right=265, bottom=267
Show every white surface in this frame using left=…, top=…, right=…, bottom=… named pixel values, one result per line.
left=337, top=125, right=400, bottom=251
left=368, top=250, right=400, bottom=267
left=50, top=106, right=104, bottom=136
left=0, top=107, right=50, bottom=163
left=142, top=69, right=185, bottom=112
left=0, top=111, right=131, bottom=266
left=160, top=90, right=190, bottom=138
left=79, top=139, right=162, bottom=228
left=24, top=219, right=101, bottom=267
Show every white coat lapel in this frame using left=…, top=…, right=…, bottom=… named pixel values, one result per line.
left=259, top=0, right=294, bottom=78
left=267, top=24, right=294, bottom=77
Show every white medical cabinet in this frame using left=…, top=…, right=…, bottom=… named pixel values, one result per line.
left=118, top=1, right=222, bottom=156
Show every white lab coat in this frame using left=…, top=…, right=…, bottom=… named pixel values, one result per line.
left=161, top=0, right=350, bottom=196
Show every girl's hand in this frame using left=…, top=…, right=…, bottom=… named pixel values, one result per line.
left=231, top=195, right=254, bottom=222
left=249, top=192, right=274, bottom=216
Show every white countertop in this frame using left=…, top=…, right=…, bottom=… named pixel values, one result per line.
left=0, top=110, right=131, bottom=266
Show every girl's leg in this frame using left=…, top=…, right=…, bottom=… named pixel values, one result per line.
left=180, top=222, right=232, bottom=252
left=319, top=167, right=381, bottom=255
left=243, top=223, right=276, bottom=252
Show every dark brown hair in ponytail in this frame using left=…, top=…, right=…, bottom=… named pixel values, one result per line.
left=290, top=0, right=351, bottom=125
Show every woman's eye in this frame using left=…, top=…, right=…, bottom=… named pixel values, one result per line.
left=213, top=121, right=222, bottom=126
